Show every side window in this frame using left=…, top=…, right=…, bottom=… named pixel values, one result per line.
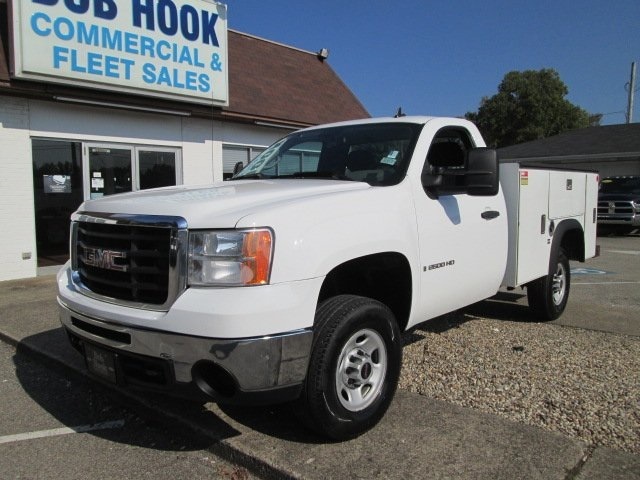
left=424, top=128, right=474, bottom=193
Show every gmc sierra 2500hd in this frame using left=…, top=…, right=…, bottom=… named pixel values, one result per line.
left=57, top=116, right=598, bottom=439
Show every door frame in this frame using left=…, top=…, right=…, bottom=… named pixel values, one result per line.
left=83, top=143, right=183, bottom=200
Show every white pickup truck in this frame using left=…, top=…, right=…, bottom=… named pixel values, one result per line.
left=57, top=116, right=598, bottom=439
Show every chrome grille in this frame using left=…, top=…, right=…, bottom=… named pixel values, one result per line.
left=598, top=200, right=633, bottom=217
left=71, top=213, right=188, bottom=310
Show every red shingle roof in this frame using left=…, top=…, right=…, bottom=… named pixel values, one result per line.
left=0, top=4, right=368, bottom=126
left=227, top=30, right=369, bottom=125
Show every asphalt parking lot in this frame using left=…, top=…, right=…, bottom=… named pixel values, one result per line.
left=0, top=233, right=638, bottom=479
left=560, top=232, right=640, bottom=336
left=0, top=341, right=256, bottom=479
left=465, top=232, right=640, bottom=337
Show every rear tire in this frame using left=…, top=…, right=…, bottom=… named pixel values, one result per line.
left=527, top=247, right=570, bottom=321
left=302, top=295, right=402, bottom=440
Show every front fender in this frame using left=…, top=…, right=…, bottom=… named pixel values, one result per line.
left=235, top=182, right=420, bottom=285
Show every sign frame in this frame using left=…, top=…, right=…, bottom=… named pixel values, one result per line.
left=9, top=0, right=229, bottom=106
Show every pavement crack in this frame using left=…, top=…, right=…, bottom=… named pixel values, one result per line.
left=564, top=445, right=596, bottom=480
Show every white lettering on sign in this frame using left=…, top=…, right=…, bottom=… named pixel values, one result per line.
left=11, top=0, right=228, bottom=105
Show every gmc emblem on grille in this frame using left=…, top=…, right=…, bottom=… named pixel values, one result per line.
left=84, top=248, right=129, bottom=272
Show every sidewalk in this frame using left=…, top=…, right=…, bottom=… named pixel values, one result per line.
left=0, top=275, right=638, bottom=480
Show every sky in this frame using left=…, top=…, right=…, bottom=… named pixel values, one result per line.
left=223, top=0, right=640, bottom=125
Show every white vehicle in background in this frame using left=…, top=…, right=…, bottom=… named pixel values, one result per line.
left=57, top=116, right=598, bottom=439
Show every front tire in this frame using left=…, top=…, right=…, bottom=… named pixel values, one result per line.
left=303, top=295, right=402, bottom=440
left=527, top=247, right=570, bottom=321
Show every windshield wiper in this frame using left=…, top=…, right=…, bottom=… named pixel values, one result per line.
left=230, top=173, right=265, bottom=180
left=280, top=171, right=355, bottom=181
left=232, top=172, right=355, bottom=181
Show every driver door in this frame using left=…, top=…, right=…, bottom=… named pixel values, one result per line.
left=411, top=127, right=507, bottom=322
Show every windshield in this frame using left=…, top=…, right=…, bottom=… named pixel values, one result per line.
left=231, top=123, right=422, bottom=186
left=600, top=177, right=640, bottom=195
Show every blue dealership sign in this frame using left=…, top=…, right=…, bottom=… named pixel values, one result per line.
left=10, top=0, right=229, bottom=106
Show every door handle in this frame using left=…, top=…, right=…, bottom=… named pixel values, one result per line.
left=481, top=210, right=500, bottom=220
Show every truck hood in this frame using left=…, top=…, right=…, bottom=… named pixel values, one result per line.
left=78, top=180, right=371, bottom=228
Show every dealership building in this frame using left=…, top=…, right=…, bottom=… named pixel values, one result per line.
left=0, top=0, right=368, bottom=281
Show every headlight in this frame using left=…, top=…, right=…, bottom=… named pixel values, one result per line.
left=188, top=229, right=273, bottom=286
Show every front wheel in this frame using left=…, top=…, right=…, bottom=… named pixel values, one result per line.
left=302, top=295, right=402, bottom=440
left=527, top=247, right=570, bottom=321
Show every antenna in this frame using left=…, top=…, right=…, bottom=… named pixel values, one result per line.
left=626, top=61, right=637, bottom=123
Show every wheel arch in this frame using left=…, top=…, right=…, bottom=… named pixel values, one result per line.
left=317, top=252, right=412, bottom=332
left=552, top=218, right=585, bottom=262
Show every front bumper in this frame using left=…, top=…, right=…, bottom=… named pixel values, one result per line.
left=59, top=301, right=313, bottom=404
left=597, top=215, right=640, bottom=227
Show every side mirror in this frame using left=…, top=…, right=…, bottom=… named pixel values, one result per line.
left=466, top=148, right=499, bottom=196
left=421, top=169, right=443, bottom=188
left=233, top=162, right=244, bottom=175
left=422, top=141, right=466, bottom=197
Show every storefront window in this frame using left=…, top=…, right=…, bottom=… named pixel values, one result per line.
left=32, top=139, right=83, bottom=267
left=88, top=146, right=133, bottom=199
left=32, top=140, right=181, bottom=267
left=139, top=150, right=177, bottom=189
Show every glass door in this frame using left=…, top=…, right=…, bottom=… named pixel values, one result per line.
left=86, top=145, right=133, bottom=199
left=32, top=139, right=84, bottom=267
